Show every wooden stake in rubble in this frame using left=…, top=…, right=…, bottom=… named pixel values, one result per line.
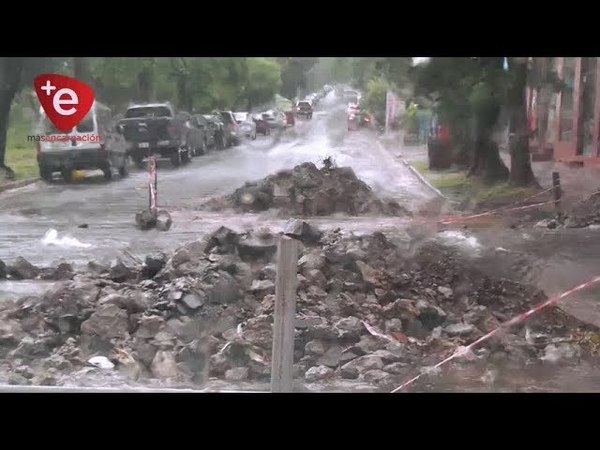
left=552, top=171, right=562, bottom=212
left=271, top=235, right=299, bottom=393
left=135, top=155, right=172, bottom=231
left=149, top=155, right=157, bottom=211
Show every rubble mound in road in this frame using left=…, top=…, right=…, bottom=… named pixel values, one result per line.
left=204, top=162, right=409, bottom=217
left=0, top=223, right=596, bottom=389
left=562, top=191, right=600, bottom=228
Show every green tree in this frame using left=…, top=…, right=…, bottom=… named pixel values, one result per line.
left=413, top=57, right=510, bottom=182
left=279, top=57, right=318, bottom=99
left=0, top=57, right=63, bottom=178
left=362, top=76, right=389, bottom=124
left=243, top=58, right=282, bottom=110
left=507, top=57, right=536, bottom=186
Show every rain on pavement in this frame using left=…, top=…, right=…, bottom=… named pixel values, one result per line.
left=3, top=90, right=600, bottom=392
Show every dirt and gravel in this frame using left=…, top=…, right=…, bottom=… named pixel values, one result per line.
left=1, top=218, right=597, bottom=390
left=202, top=162, right=409, bottom=217
left=559, top=191, right=600, bottom=228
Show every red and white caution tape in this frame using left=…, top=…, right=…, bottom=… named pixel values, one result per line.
left=439, top=200, right=556, bottom=225
left=410, top=185, right=557, bottom=226
left=391, top=274, right=600, bottom=393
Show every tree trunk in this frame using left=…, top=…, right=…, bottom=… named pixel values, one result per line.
left=533, top=57, right=552, bottom=149
left=176, top=76, right=190, bottom=111
left=73, top=57, right=92, bottom=85
left=468, top=106, right=509, bottom=182
left=137, top=67, right=154, bottom=102
left=509, top=59, right=537, bottom=186
left=0, top=58, right=24, bottom=178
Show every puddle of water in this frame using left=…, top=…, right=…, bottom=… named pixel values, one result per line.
left=408, top=360, right=600, bottom=392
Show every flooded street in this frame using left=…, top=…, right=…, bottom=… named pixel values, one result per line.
left=0, top=92, right=436, bottom=268
left=2, top=88, right=600, bottom=393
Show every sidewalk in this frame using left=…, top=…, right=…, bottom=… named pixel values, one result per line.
left=0, top=177, right=39, bottom=195
left=500, top=152, right=600, bottom=205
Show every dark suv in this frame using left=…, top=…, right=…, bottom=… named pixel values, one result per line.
left=296, top=101, right=313, bottom=119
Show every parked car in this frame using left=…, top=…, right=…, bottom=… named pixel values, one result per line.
left=118, top=102, right=190, bottom=167
left=37, top=101, right=129, bottom=182
left=215, top=110, right=241, bottom=147
left=261, top=110, right=287, bottom=129
left=178, top=111, right=208, bottom=157
left=296, top=100, right=313, bottom=119
left=190, top=114, right=216, bottom=154
left=347, top=103, right=360, bottom=116
left=234, top=112, right=257, bottom=140
left=252, top=114, right=271, bottom=135
left=348, top=108, right=372, bottom=130
left=343, top=89, right=360, bottom=104
left=306, top=93, right=319, bottom=107
left=284, top=110, right=295, bottom=127
left=202, top=114, right=226, bottom=150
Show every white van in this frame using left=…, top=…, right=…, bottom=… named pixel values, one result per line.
left=36, top=101, right=129, bottom=182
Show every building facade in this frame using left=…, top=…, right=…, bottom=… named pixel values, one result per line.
left=529, top=57, right=600, bottom=167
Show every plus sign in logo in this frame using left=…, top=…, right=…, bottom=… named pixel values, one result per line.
left=34, top=74, right=94, bottom=133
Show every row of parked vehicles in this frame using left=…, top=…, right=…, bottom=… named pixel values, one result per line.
left=294, top=85, right=331, bottom=120
left=36, top=101, right=299, bottom=181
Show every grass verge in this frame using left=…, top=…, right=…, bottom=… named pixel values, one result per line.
left=2, top=117, right=38, bottom=184
left=409, top=157, right=545, bottom=210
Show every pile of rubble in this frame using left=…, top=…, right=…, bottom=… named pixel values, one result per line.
left=559, top=191, right=600, bottom=228
left=534, top=190, right=600, bottom=229
left=203, top=162, right=408, bottom=217
left=0, top=221, right=595, bottom=389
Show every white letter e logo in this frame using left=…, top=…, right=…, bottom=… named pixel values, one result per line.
left=53, top=88, right=79, bottom=116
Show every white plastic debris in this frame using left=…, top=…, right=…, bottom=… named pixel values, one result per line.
left=540, top=343, right=579, bottom=363
left=88, top=356, right=115, bottom=370
left=362, top=320, right=395, bottom=342
left=453, top=345, right=478, bottom=361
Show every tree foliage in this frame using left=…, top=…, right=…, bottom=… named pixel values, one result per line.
left=1, top=57, right=286, bottom=174
left=279, top=57, right=318, bottom=99
left=411, top=57, right=542, bottom=185
left=362, top=76, right=389, bottom=124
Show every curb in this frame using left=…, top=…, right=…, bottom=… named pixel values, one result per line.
left=401, top=159, right=447, bottom=200
left=0, top=177, right=39, bottom=194
left=376, top=139, right=446, bottom=200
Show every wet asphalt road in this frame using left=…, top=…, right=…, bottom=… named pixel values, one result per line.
left=3, top=93, right=600, bottom=392
left=0, top=92, right=435, bottom=269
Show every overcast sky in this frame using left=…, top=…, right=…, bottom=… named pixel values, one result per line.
left=412, top=57, right=431, bottom=66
